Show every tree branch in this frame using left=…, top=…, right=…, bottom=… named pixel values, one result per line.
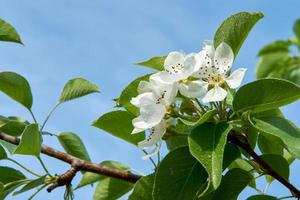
left=228, top=133, right=300, bottom=199
left=0, top=132, right=141, bottom=192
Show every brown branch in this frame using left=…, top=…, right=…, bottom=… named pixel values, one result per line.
left=228, top=133, right=300, bottom=199
left=0, top=132, right=141, bottom=192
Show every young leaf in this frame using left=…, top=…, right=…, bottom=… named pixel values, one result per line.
left=250, top=116, right=300, bottom=159
left=92, top=110, right=145, bottom=146
left=0, top=167, right=26, bottom=184
left=233, top=78, right=300, bottom=113
left=13, top=176, right=45, bottom=196
left=209, top=169, right=252, bottom=200
left=188, top=122, right=231, bottom=194
left=128, top=174, right=154, bottom=200
left=135, top=56, right=166, bottom=71
left=76, top=160, right=129, bottom=189
left=153, top=147, right=207, bottom=200
left=59, top=78, right=99, bottom=103
left=13, top=124, right=41, bottom=157
left=0, top=19, right=22, bottom=44
left=58, top=132, right=91, bottom=161
left=179, top=109, right=216, bottom=126
left=119, top=74, right=151, bottom=115
left=93, top=178, right=133, bottom=200
left=259, top=154, right=289, bottom=183
left=214, top=12, right=263, bottom=56
left=0, top=144, right=7, bottom=160
left=0, top=72, right=33, bottom=109
left=247, top=195, right=278, bottom=200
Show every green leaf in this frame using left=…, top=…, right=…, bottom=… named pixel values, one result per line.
left=293, top=19, right=300, bottom=41
left=93, top=179, right=133, bottom=200
left=0, top=182, right=3, bottom=193
left=258, top=134, right=283, bottom=155
left=247, top=195, right=278, bottom=200
left=76, top=160, right=129, bottom=189
left=0, top=180, right=28, bottom=200
left=229, top=158, right=256, bottom=188
left=165, top=136, right=188, bottom=151
left=59, top=78, right=99, bottom=103
left=258, top=40, right=291, bottom=56
left=119, top=74, right=151, bottom=115
left=223, top=143, right=241, bottom=170
left=179, top=110, right=216, bottom=126
left=188, top=122, right=231, bottom=194
left=259, top=154, right=289, bottom=183
left=214, top=12, right=263, bottom=56
left=128, top=174, right=154, bottom=200
left=58, top=132, right=91, bottom=161
left=0, top=167, right=25, bottom=184
left=0, top=116, right=28, bottom=137
left=0, top=145, right=7, bottom=160
left=0, top=72, right=32, bottom=109
left=0, top=140, right=16, bottom=154
left=135, top=56, right=166, bottom=71
left=233, top=78, right=300, bottom=113
left=153, top=147, right=207, bottom=200
left=13, top=176, right=45, bottom=196
left=210, top=169, right=253, bottom=200
left=13, top=124, right=41, bottom=157
left=250, top=116, right=300, bottom=158
left=0, top=19, right=22, bottom=44
left=92, top=110, right=145, bottom=145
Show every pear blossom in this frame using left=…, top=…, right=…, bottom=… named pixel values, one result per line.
left=152, top=51, right=208, bottom=98
left=194, top=41, right=247, bottom=103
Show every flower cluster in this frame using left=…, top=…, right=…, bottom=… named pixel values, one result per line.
left=131, top=41, right=246, bottom=159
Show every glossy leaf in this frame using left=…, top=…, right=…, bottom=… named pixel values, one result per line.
left=214, top=12, right=263, bottom=56
left=188, top=122, right=231, bottom=194
left=135, top=56, right=166, bottom=71
left=0, top=19, right=22, bottom=44
left=153, top=147, right=207, bottom=200
left=251, top=116, right=300, bottom=158
left=13, top=176, right=45, bottom=196
left=0, top=72, right=32, bottom=109
left=13, top=124, right=41, bottom=157
left=59, top=78, right=99, bottom=103
left=0, top=167, right=25, bottom=184
left=58, top=132, right=91, bottom=161
left=233, top=78, right=300, bottom=112
left=119, top=74, right=151, bottom=115
left=179, top=110, right=216, bottom=126
left=128, top=174, right=154, bottom=200
left=93, top=110, right=145, bottom=145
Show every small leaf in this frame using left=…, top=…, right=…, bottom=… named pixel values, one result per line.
left=0, top=72, right=32, bottom=109
left=76, top=160, right=129, bottom=189
left=0, top=144, right=7, bottom=160
left=153, top=147, right=207, bottom=200
left=135, top=56, right=166, bottom=71
left=58, top=132, right=91, bottom=161
left=233, top=78, right=300, bottom=113
left=179, top=110, right=216, bottom=126
left=188, top=122, right=231, bottom=194
left=13, top=124, right=41, bottom=157
left=13, top=176, right=45, bottom=196
left=119, top=74, right=151, bottom=115
left=0, top=167, right=26, bottom=184
left=59, top=78, right=99, bottom=103
left=250, top=116, right=300, bottom=159
left=92, top=110, right=145, bottom=145
left=258, top=40, right=291, bottom=56
left=258, top=134, right=284, bottom=155
left=210, top=169, right=252, bottom=200
left=214, top=12, right=263, bottom=56
left=0, top=19, right=22, bottom=44
left=247, top=195, right=278, bottom=200
left=259, top=154, right=289, bottom=183
left=128, top=174, right=154, bottom=200
left=0, top=116, right=28, bottom=137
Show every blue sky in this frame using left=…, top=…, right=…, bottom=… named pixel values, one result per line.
left=0, top=0, right=300, bottom=199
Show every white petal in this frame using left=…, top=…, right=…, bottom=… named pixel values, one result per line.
left=202, top=40, right=215, bottom=58
left=202, top=86, right=228, bottom=103
left=141, top=142, right=161, bottom=160
left=214, top=42, right=234, bottom=74
left=178, top=80, right=208, bottom=98
left=131, top=127, right=144, bottom=134
left=138, top=120, right=166, bottom=149
left=132, top=116, right=152, bottom=130
left=130, top=92, right=152, bottom=107
left=164, top=51, right=185, bottom=73
left=137, top=80, right=152, bottom=94
left=151, top=71, right=179, bottom=84
left=193, top=49, right=214, bottom=79
left=225, top=68, right=247, bottom=89
left=180, top=53, right=196, bottom=80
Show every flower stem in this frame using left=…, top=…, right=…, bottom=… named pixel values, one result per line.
left=37, top=156, right=51, bottom=175
left=7, top=158, right=41, bottom=177
left=142, top=150, right=157, bottom=168
left=29, top=109, right=38, bottom=124
left=40, top=103, right=60, bottom=132
left=28, top=184, right=48, bottom=200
